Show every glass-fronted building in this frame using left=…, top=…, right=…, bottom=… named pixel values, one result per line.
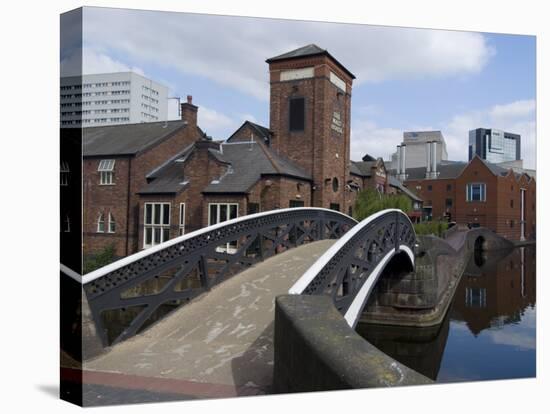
left=468, top=128, right=521, bottom=163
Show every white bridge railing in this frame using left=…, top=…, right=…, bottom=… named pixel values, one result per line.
left=289, top=209, right=416, bottom=328
left=61, top=207, right=357, bottom=346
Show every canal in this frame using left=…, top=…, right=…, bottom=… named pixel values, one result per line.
left=357, top=246, right=536, bottom=382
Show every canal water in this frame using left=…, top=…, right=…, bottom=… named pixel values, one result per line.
left=357, top=246, right=536, bottom=383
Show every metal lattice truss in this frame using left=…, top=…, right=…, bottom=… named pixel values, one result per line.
left=289, top=209, right=416, bottom=328
left=83, top=208, right=357, bottom=346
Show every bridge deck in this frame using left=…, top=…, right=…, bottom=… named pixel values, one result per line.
left=445, top=230, right=468, bottom=250
left=84, top=239, right=335, bottom=396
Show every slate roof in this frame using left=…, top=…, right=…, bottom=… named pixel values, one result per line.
left=139, top=140, right=311, bottom=195
left=361, top=154, right=377, bottom=162
left=203, top=142, right=311, bottom=194
left=349, top=162, right=363, bottom=176
left=388, top=156, right=514, bottom=181
left=267, top=44, right=327, bottom=61
left=82, top=120, right=188, bottom=156
left=392, top=162, right=468, bottom=180
left=139, top=145, right=194, bottom=195
left=227, top=121, right=272, bottom=144
left=388, top=176, right=423, bottom=202
left=352, top=161, right=376, bottom=177
left=266, top=44, right=356, bottom=79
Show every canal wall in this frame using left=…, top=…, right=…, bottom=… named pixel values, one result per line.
left=273, top=294, right=432, bottom=393
left=360, top=227, right=513, bottom=327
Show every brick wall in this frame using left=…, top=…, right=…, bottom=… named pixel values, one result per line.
left=403, top=156, right=536, bottom=241
left=136, top=142, right=229, bottom=248
left=268, top=54, right=353, bottom=213
left=404, top=178, right=456, bottom=221
left=83, top=156, right=131, bottom=258
left=83, top=124, right=200, bottom=258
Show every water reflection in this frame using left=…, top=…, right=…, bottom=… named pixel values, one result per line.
left=453, top=246, right=536, bottom=336
left=358, top=246, right=536, bottom=382
left=356, top=309, right=450, bottom=380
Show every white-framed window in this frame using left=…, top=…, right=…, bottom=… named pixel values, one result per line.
left=208, top=203, right=239, bottom=252
left=208, top=203, right=239, bottom=226
left=143, top=202, right=171, bottom=248
left=466, top=183, right=486, bottom=202
left=465, top=287, right=487, bottom=308
left=108, top=212, right=116, bottom=233
left=60, top=161, right=70, bottom=186
left=97, top=212, right=105, bottom=233
left=98, top=159, right=115, bottom=185
left=179, top=203, right=186, bottom=236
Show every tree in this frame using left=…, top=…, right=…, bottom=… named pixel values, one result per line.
left=353, top=188, right=412, bottom=221
left=83, top=243, right=117, bottom=274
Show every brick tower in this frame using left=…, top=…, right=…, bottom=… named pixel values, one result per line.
left=266, top=44, right=355, bottom=212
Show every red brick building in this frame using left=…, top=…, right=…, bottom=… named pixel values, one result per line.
left=82, top=106, right=204, bottom=258
left=400, top=155, right=536, bottom=241
left=79, top=44, right=417, bottom=260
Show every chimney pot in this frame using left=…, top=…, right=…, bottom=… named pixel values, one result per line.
left=181, top=95, right=198, bottom=130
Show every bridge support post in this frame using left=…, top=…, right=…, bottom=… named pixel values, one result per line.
left=395, top=211, right=400, bottom=252
left=318, top=216, right=325, bottom=241
left=199, top=256, right=209, bottom=290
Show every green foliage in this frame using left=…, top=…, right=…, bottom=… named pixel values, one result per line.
left=414, top=220, right=449, bottom=237
left=353, top=188, right=413, bottom=221
left=83, top=243, right=117, bottom=274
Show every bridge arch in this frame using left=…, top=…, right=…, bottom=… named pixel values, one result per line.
left=289, top=209, right=416, bottom=328
left=67, top=207, right=357, bottom=346
left=474, top=235, right=486, bottom=251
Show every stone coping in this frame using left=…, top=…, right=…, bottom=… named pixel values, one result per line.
left=273, top=294, right=432, bottom=393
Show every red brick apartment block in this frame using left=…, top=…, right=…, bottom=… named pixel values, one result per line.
left=402, top=155, right=535, bottom=241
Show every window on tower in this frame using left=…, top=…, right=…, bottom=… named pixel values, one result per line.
left=289, top=97, right=305, bottom=132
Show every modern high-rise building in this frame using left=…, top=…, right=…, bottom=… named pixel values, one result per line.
left=389, top=130, right=448, bottom=170
left=468, top=128, right=521, bottom=163
left=60, top=72, right=169, bottom=127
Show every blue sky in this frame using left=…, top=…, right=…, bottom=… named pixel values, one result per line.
left=61, top=7, right=536, bottom=168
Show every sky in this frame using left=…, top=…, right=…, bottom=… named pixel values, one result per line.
left=61, top=7, right=536, bottom=169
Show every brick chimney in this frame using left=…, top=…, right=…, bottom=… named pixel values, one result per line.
left=181, top=95, right=198, bottom=127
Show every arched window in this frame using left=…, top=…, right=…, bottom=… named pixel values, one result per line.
left=332, top=177, right=339, bottom=193
left=108, top=212, right=116, bottom=233
left=97, top=212, right=105, bottom=233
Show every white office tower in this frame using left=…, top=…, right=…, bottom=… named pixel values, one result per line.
left=390, top=131, right=448, bottom=170
left=60, top=72, right=169, bottom=127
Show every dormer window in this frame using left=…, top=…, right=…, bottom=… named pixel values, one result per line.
left=60, top=161, right=70, bottom=186
left=98, top=159, right=115, bottom=185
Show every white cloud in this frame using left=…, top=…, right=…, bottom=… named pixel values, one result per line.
left=61, top=48, right=146, bottom=77
left=490, top=99, right=536, bottom=119
left=240, top=113, right=258, bottom=124
left=198, top=105, right=239, bottom=138
left=485, top=307, right=536, bottom=350
left=77, top=8, right=495, bottom=101
left=351, top=116, right=434, bottom=162
left=351, top=119, right=403, bottom=161
left=351, top=99, right=536, bottom=170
